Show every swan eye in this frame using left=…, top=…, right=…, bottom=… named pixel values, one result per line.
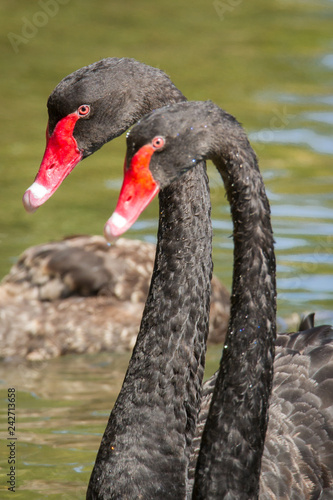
left=152, top=136, right=165, bottom=150
left=78, top=105, right=90, bottom=117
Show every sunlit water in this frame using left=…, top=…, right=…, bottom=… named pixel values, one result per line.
left=0, top=0, right=333, bottom=497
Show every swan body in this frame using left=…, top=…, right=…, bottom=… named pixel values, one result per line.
left=107, top=100, right=333, bottom=499
left=190, top=321, right=333, bottom=499
left=0, top=236, right=229, bottom=360
left=260, top=324, right=333, bottom=499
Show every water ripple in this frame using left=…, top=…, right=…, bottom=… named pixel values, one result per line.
left=322, top=54, right=333, bottom=69
left=272, top=204, right=333, bottom=219
left=250, top=128, right=333, bottom=155
left=303, top=111, right=333, bottom=125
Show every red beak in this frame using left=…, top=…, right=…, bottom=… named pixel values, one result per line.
left=22, top=112, right=82, bottom=213
left=104, top=145, right=159, bottom=240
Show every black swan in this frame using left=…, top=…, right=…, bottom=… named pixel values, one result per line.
left=105, top=100, right=333, bottom=499
left=23, top=58, right=214, bottom=498
left=0, top=236, right=229, bottom=360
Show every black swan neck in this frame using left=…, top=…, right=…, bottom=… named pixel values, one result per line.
left=193, top=107, right=276, bottom=499
left=87, top=97, right=212, bottom=497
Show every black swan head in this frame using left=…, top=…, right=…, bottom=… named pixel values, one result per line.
left=22, top=57, right=185, bottom=213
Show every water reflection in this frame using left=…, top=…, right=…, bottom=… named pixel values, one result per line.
left=304, top=111, right=333, bottom=125
left=250, top=128, right=333, bottom=155
left=322, top=54, right=333, bottom=69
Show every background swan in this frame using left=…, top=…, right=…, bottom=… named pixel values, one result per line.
left=0, top=235, right=229, bottom=360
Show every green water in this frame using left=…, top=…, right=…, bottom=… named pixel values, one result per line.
left=0, top=0, right=333, bottom=497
